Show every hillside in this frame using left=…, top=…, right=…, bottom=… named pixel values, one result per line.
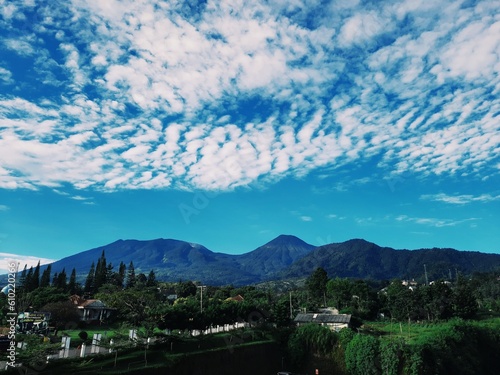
left=235, top=234, right=316, bottom=277
left=281, top=239, right=500, bottom=281
left=4, top=236, right=500, bottom=286
left=37, top=238, right=256, bottom=286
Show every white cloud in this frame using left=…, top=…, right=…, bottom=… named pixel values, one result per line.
left=396, top=215, right=479, bottom=228
left=71, top=195, right=90, bottom=201
left=0, top=204, right=9, bottom=211
left=338, top=11, right=387, bottom=46
left=438, top=18, right=500, bottom=80
left=3, top=39, right=35, bottom=56
left=0, top=67, right=12, bottom=84
left=0, top=0, right=498, bottom=192
left=0, top=1, right=18, bottom=20
left=327, top=214, right=345, bottom=220
left=300, top=216, right=312, bottom=222
left=0, top=253, right=55, bottom=275
left=421, top=193, right=500, bottom=205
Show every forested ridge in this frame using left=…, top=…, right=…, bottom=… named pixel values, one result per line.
left=2, top=251, right=499, bottom=375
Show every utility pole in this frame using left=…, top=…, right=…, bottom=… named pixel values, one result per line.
left=289, top=291, right=293, bottom=319
left=424, top=264, right=429, bottom=286
left=197, top=285, right=206, bottom=313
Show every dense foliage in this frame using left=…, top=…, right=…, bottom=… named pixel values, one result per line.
left=2, top=255, right=499, bottom=375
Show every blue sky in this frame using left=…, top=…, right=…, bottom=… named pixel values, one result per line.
left=1, top=0, right=499, bottom=273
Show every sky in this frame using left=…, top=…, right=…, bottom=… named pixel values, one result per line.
left=0, top=0, right=499, bottom=273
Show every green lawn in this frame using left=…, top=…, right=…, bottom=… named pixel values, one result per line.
left=363, top=316, right=500, bottom=345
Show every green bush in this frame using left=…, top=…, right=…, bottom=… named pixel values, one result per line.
left=345, top=334, right=380, bottom=375
left=78, top=330, right=88, bottom=341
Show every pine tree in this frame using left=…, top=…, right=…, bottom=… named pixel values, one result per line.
left=118, top=261, right=126, bottom=288
left=40, top=264, right=52, bottom=288
left=56, top=268, right=67, bottom=290
left=84, top=262, right=96, bottom=294
left=52, top=272, right=58, bottom=287
left=68, top=268, right=77, bottom=295
left=25, top=266, right=34, bottom=292
left=32, top=261, right=40, bottom=290
left=107, top=263, right=113, bottom=282
left=146, top=269, right=157, bottom=287
left=306, top=267, right=329, bottom=302
left=125, top=261, right=136, bottom=289
left=94, top=250, right=109, bottom=291
left=19, top=265, right=27, bottom=289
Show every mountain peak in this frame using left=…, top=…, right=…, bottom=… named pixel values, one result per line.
left=264, top=234, right=312, bottom=247
left=235, top=235, right=316, bottom=278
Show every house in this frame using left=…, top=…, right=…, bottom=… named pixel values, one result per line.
left=69, top=295, right=115, bottom=323
left=294, top=313, right=351, bottom=331
left=225, top=294, right=244, bottom=302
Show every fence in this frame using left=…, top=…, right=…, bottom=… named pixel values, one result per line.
left=8, top=321, right=250, bottom=370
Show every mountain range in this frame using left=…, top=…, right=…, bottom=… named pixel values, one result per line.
left=6, top=235, right=500, bottom=286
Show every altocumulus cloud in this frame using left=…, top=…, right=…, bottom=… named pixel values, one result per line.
left=0, top=0, right=499, bottom=191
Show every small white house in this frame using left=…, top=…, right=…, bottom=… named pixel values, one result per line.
left=294, top=313, right=352, bottom=331
left=70, top=295, right=114, bottom=323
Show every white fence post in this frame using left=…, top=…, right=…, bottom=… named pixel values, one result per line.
left=91, top=333, right=102, bottom=354
left=59, top=336, right=70, bottom=359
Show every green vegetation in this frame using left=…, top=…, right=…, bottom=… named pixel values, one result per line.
left=2, top=256, right=499, bottom=374
left=3, top=330, right=276, bottom=375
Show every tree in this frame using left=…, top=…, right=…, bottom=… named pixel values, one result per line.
left=27, top=287, right=68, bottom=310
left=15, top=334, right=60, bottom=370
left=452, top=276, right=478, bottom=319
left=345, top=334, right=381, bottom=375
left=380, top=339, right=404, bottom=375
left=106, top=263, right=114, bottom=283
left=31, top=261, right=40, bottom=290
left=54, top=268, right=67, bottom=290
left=68, top=268, right=78, bottom=294
left=94, top=250, right=108, bottom=290
left=176, top=281, right=197, bottom=298
left=385, top=280, right=414, bottom=321
left=25, top=266, right=33, bottom=292
left=84, top=262, right=96, bottom=294
left=52, top=272, right=58, bottom=287
left=287, top=323, right=338, bottom=367
left=272, top=299, right=291, bottom=328
left=146, top=270, right=157, bottom=287
left=118, top=261, right=126, bottom=287
left=41, top=301, right=80, bottom=330
left=327, top=277, right=353, bottom=310
left=306, top=267, right=329, bottom=302
left=126, top=261, right=136, bottom=289
left=39, top=264, right=51, bottom=288
left=421, top=281, right=453, bottom=321
left=19, top=264, right=27, bottom=290
left=136, top=273, right=147, bottom=286
left=95, top=289, right=158, bottom=326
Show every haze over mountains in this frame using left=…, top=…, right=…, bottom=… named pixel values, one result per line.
left=8, top=235, right=500, bottom=286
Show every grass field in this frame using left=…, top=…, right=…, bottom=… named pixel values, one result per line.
left=363, top=316, right=500, bottom=345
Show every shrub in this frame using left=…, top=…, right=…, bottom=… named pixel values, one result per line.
left=78, top=331, right=88, bottom=341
